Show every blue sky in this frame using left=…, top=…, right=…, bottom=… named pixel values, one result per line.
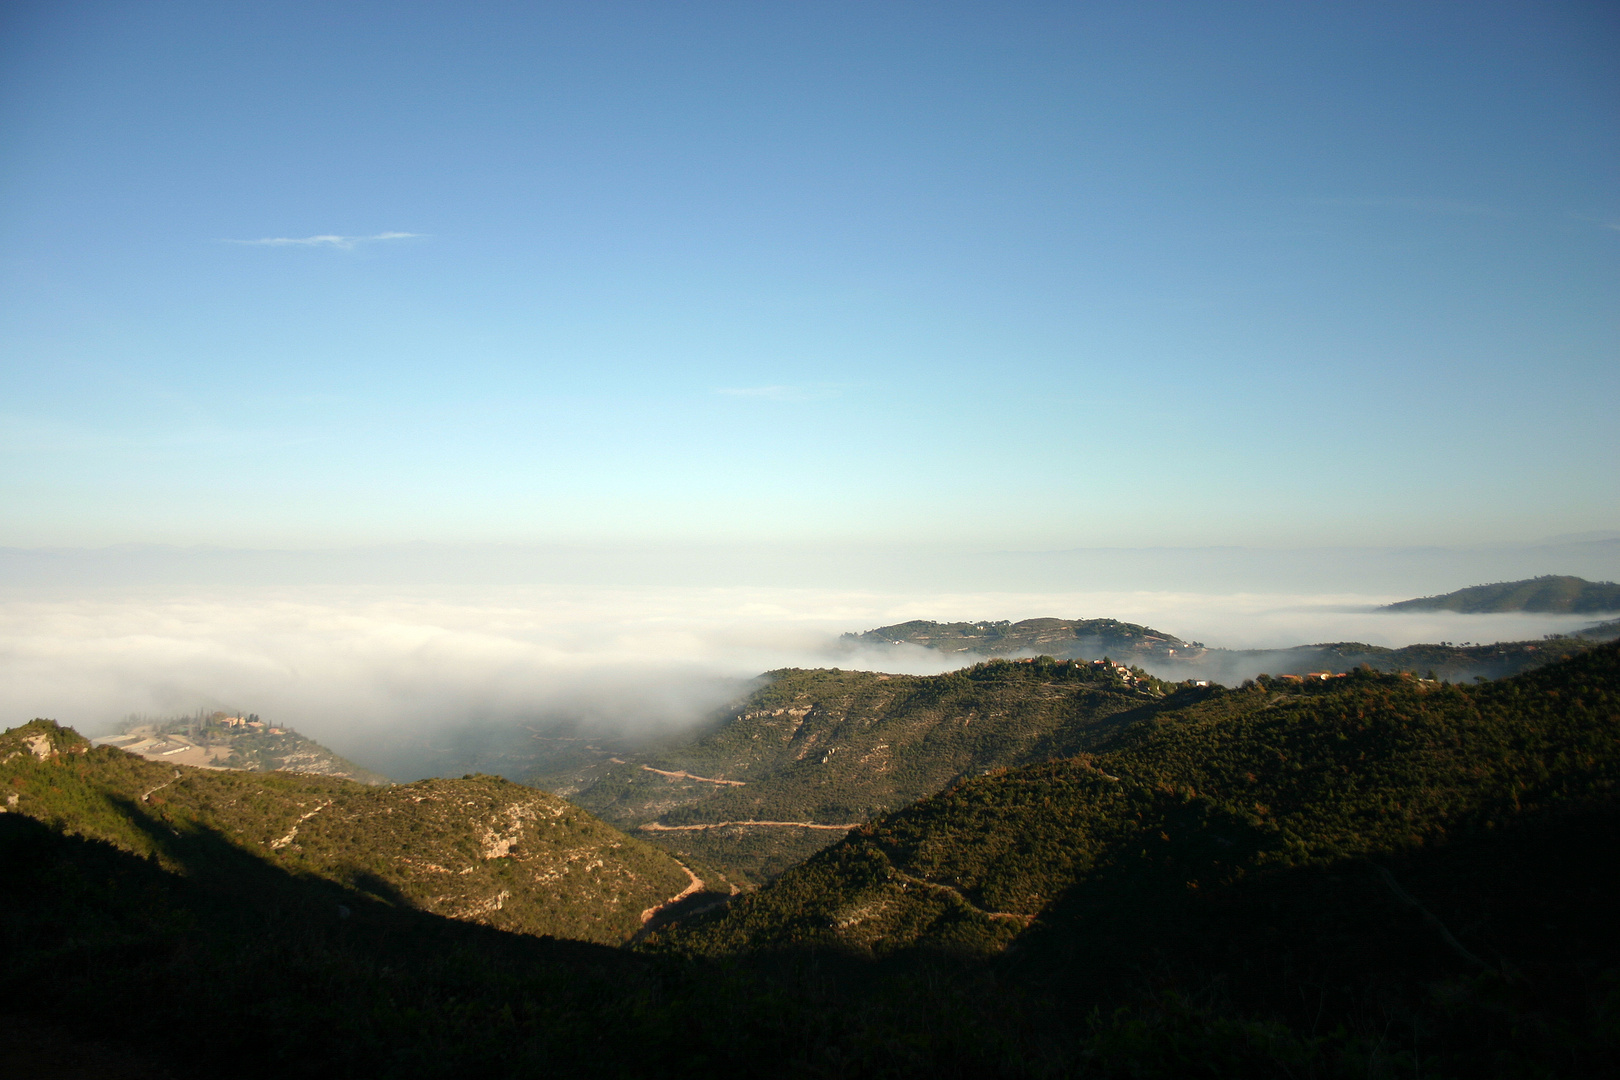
left=3, top=0, right=1616, bottom=550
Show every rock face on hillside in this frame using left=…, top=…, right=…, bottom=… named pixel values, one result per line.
left=1, top=720, right=693, bottom=944
left=1381, top=575, right=1620, bottom=613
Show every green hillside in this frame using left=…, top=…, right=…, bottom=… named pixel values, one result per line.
left=1382, top=574, right=1620, bottom=613
left=547, top=634, right=1614, bottom=882
left=665, top=643, right=1620, bottom=957
left=5, top=646, right=1619, bottom=1077
left=548, top=658, right=1178, bottom=880
left=647, top=642, right=1620, bottom=1073
left=2, top=722, right=697, bottom=944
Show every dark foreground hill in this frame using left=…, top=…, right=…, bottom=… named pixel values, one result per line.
left=1, top=723, right=697, bottom=944
left=1382, top=574, right=1620, bottom=613
left=1, top=795, right=1174, bottom=1080
left=546, top=659, right=1178, bottom=880
left=4, top=644, right=1618, bottom=1077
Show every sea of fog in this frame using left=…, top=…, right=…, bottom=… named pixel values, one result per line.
left=0, top=580, right=1609, bottom=779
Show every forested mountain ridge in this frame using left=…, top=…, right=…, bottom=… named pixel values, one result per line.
left=660, top=641, right=1620, bottom=959
left=1381, top=574, right=1620, bottom=613
left=548, top=628, right=1618, bottom=881
left=842, top=613, right=1617, bottom=684
left=549, top=659, right=1179, bottom=880
left=1, top=721, right=696, bottom=944
left=844, top=616, right=1194, bottom=661
left=1235, top=633, right=1610, bottom=682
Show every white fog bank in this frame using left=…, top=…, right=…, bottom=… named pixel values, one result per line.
left=1, top=580, right=1611, bottom=778
left=3, top=538, right=1615, bottom=777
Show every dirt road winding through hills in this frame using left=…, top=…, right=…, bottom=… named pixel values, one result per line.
left=887, top=867, right=1034, bottom=924
left=638, top=820, right=861, bottom=832
left=640, top=766, right=746, bottom=786
left=639, top=862, right=705, bottom=924
left=140, top=771, right=181, bottom=803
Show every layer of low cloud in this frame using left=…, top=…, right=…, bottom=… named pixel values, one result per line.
left=0, top=581, right=1607, bottom=781
left=226, top=231, right=422, bottom=249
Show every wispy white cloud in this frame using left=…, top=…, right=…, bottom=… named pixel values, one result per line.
left=226, top=231, right=423, bottom=249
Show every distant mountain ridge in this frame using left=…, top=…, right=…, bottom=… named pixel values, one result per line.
left=843, top=616, right=1196, bottom=662
left=1381, top=574, right=1620, bottom=613
left=847, top=614, right=1619, bottom=683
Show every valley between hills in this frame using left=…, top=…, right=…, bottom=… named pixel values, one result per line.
left=4, top=582, right=1619, bottom=1077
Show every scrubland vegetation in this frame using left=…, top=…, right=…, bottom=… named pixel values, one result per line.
left=567, top=658, right=1175, bottom=878
left=1, top=727, right=691, bottom=944
left=2, top=640, right=1617, bottom=1076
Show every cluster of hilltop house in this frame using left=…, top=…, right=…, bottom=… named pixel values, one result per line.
left=1014, top=656, right=1377, bottom=692
left=213, top=713, right=285, bottom=735
left=1013, top=656, right=1184, bottom=687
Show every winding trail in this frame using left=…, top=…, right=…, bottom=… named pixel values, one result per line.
left=640, top=863, right=705, bottom=924
left=637, top=820, right=860, bottom=832
left=888, top=867, right=1035, bottom=924
left=640, top=766, right=746, bottom=786
left=140, top=771, right=182, bottom=803
left=270, top=801, right=332, bottom=850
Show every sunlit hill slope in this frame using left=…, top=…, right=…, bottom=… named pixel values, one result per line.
left=2, top=723, right=694, bottom=944
left=549, top=658, right=1179, bottom=880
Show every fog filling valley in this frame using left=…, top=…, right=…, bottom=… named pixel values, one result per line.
left=3, top=560, right=1614, bottom=781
